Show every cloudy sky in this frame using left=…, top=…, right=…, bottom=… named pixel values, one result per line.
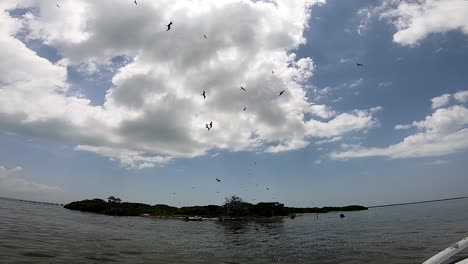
left=1, top=0, right=467, bottom=207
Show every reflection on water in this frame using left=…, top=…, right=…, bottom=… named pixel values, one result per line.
left=0, top=197, right=467, bottom=263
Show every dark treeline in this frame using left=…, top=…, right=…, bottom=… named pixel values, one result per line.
left=64, top=197, right=367, bottom=218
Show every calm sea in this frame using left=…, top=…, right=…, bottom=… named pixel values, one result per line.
left=0, top=197, right=467, bottom=263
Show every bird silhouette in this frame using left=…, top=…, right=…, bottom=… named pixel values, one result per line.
left=167, top=21, right=172, bottom=31
left=216, top=178, right=221, bottom=182
left=243, top=107, right=247, bottom=111
left=357, top=63, right=364, bottom=67
left=204, top=34, right=207, bottom=39
left=202, top=91, right=206, bottom=99
left=266, top=187, right=269, bottom=190
left=272, top=70, right=274, bottom=74
left=134, top=0, right=137, bottom=5
left=56, top=4, right=60, bottom=8
left=209, top=121, right=213, bottom=129
left=279, top=90, right=285, bottom=96
left=206, top=124, right=210, bottom=131
left=240, top=86, right=246, bottom=91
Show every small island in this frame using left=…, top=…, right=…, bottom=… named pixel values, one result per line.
left=64, top=196, right=368, bottom=220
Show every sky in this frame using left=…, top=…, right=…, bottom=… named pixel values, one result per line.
left=0, top=0, right=467, bottom=207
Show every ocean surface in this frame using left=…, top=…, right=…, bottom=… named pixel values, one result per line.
left=0, top=197, right=467, bottom=263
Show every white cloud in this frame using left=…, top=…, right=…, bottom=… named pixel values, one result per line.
left=454, top=90, right=468, bottom=103
left=308, top=104, right=335, bottom=119
left=378, top=81, right=392, bottom=88
left=357, top=8, right=372, bottom=36
left=331, top=91, right=468, bottom=160
left=315, top=136, right=342, bottom=145
left=0, top=0, right=382, bottom=169
left=394, top=124, right=412, bottom=130
left=378, top=0, right=468, bottom=46
left=431, top=93, right=451, bottom=109
left=0, top=165, right=63, bottom=193
left=349, top=78, right=364, bottom=88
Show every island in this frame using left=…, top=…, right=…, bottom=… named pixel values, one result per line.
left=64, top=196, right=367, bottom=220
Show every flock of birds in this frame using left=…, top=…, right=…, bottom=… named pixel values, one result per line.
left=54, top=2, right=365, bottom=201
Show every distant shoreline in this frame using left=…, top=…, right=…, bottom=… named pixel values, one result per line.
left=62, top=198, right=368, bottom=219
left=368, top=196, right=468, bottom=208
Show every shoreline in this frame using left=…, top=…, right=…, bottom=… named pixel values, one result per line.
left=63, top=198, right=368, bottom=220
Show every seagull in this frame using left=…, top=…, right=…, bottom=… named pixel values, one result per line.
left=243, top=107, right=247, bottom=111
left=216, top=179, right=221, bottom=182
left=240, top=86, right=246, bottom=91
left=167, top=21, right=172, bottom=31
left=279, top=90, right=285, bottom=96
left=204, top=34, right=207, bottom=39
left=202, top=90, right=206, bottom=99
left=357, top=63, right=364, bottom=67
left=209, top=121, right=213, bottom=129
left=134, top=0, right=137, bottom=5
left=56, top=4, right=60, bottom=8
left=206, top=124, right=210, bottom=131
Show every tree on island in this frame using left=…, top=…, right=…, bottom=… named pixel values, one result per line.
left=223, top=196, right=251, bottom=217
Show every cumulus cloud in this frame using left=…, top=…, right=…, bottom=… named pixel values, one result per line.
left=0, top=0, right=381, bottom=168
left=454, top=90, right=468, bottom=103
left=377, top=0, right=468, bottom=46
left=307, top=104, right=335, bottom=119
left=431, top=93, right=451, bottom=109
left=0, top=165, right=63, bottom=193
left=357, top=7, right=372, bottom=35
left=331, top=91, right=468, bottom=160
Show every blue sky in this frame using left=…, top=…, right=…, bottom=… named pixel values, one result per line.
left=1, top=0, right=467, bottom=207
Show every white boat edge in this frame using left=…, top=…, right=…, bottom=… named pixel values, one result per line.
left=423, top=236, right=468, bottom=264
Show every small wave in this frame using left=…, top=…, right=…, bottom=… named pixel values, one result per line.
left=22, top=252, right=55, bottom=258
left=120, top=251, right=144, bottom=255
left=85, top=256, right=118, bottom=262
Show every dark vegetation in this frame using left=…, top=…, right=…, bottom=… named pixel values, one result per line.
left=64, top=196, right=367, bottom=218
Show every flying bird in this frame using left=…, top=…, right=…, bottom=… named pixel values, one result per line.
left=266, top=187, right=269, bottom=191
left=206, top=124, right=210, bottom=131
left=240, top=86, right=246, bottom=91
left=204, top=34, right=207, bottom=39
left=134, top=0, right=137, bottom=5
left=56, top=4, right=60, bottom=8
left=216, top=179, right=221, bottom=182
left=279, top=90, right=285, bottom=96
left=272, top=70, right=274, bottom=74
left=209, top=121, right=213, bottom=129
left=357, top=63, right=364, bottom=67
left=202, top=90, right=206, bottom=99
left=167, top=21, right=172, bottom=31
